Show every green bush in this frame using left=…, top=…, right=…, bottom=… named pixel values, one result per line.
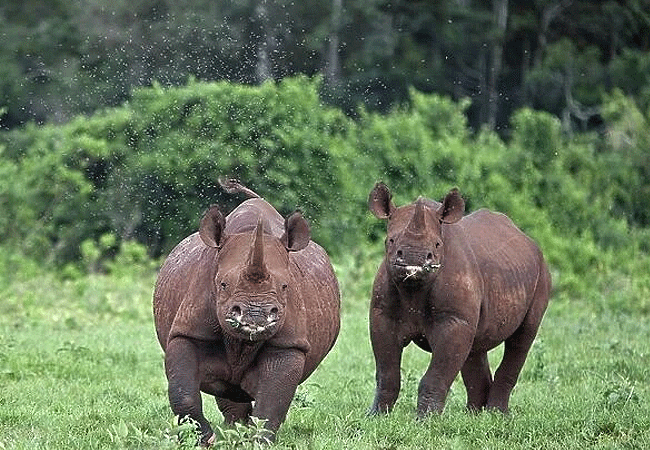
left=1, top=76, right=649, bottom=311
left=0, top=77, right=353, bottom=261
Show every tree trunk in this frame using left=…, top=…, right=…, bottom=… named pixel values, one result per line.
left=535, top=1, right=571, bottom=70
left=255, top=0, right=272, bottom=83
left=478, top=47, right=488, bottom=125
left=487, top=0, right=508, bottom=130
left=325, top=0, right=342, bottom=87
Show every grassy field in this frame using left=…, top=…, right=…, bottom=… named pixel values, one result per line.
left=1, top=253, right=649, bottom=449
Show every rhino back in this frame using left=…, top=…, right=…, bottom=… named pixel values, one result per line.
left=225, top=198, right=284, bottom=236
left=459, top=209, right=543, bottom=275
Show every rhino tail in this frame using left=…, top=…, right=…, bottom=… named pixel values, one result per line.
left=219, top=177, right=261, bottom=199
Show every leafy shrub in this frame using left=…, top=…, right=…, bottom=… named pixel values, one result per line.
left=0, top=76, right=353, bottom=262
left=1, top=76, right=650, bottom=310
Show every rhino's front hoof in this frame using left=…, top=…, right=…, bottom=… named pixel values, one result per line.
left=367, top=403, right=392, bottom=417
left=256, top=429, right=275, bottom=445
left=485, top=404, right=509, bottom=415
left=202, top=432, right=215, bottom=447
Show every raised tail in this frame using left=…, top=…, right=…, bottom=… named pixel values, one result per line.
left=218, top=178, right=261, bottom=199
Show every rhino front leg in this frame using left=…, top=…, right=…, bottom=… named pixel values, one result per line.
left=368, top=310, right=404, bottom=415
left=242, top=347, right=306, bottom=440
left=165, top=337, right=214, bottom=445
left=418, top=316, right=474, bottom=417
left=370, top=351, right=403, bottom=415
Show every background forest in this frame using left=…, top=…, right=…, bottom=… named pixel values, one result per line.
left=2, top=0, right=650, bottom=132
left=1, top=0, right=650, bottom=303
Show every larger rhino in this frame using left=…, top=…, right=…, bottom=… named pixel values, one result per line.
left=154, top=181, right=340, bottom=444
left=367, top=183, right=551, bottom=417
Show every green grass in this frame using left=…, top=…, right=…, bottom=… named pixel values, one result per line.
left=1, top=254, right=649, bottom=449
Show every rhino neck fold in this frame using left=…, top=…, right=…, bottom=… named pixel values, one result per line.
left=393, top=274, right=436, bottom=299
left=245, top=217, right=269, bottom=283
left=224, top=334, right=264, bottom=384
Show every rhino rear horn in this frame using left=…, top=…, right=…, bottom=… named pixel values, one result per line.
left=199, top=205, right=225, bottom=248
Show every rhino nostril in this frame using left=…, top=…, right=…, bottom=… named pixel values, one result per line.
left=231, top=305, right=242, bottom=317
left=397, top=250, right=403, bottom=257
left=270, top=307, right=278, bottom=316
left=427, top=252, right=433, bottom=261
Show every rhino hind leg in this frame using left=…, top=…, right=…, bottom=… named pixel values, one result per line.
left=488, top=317, right=541, bottom=413
left=461, top=351, right=492, bottom=411
left=216, top=397, right=253, bottom=425
left=486, top=264, right=550, bottom=413
left=486, top=328, right=535, bottom=413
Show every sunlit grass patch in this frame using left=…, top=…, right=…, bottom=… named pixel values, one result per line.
left=1, top=254, right=649, bottom=449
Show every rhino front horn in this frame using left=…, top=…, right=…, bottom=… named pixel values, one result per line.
left=245, top=217, right=269, bottom=282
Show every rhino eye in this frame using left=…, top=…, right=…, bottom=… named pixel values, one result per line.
left=281, top=283, right=288, bottom=291
left=220, top=281, right=228, bottom=290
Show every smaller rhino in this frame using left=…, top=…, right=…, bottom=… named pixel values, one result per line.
left=153, top=180, right=340, bottom=444
left=367, top=183, right=551, bottom=417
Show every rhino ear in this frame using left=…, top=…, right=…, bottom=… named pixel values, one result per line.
left=281, top=210, right=310, bottom=252
left=199, top=205, right=226, bottom=248
left=438, top=188, right=464, bottom=224
left=369, top=182, right=395, bottom=219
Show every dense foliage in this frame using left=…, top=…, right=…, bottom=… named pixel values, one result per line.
left=1, top=0, right=649, bottom=133
left=1, top=76, right=649, bottom=310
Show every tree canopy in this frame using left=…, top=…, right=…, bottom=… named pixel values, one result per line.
left=1, top=0, right=649, bottom=131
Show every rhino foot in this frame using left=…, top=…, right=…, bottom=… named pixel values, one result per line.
left=203, top=432, right=215, bottom=447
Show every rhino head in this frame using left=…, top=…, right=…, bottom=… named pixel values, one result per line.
left=199, top=206, right=310, bottom=341
left=368, top=183, right=464, bottom=286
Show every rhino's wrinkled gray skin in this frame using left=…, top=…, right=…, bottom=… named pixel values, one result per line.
left=154, top=181, right=340, bottom=445
left=367, top=183, right=551, bottom=417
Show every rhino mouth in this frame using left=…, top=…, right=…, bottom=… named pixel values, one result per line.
left=392, top=262, right=441, bottom=283
left=224, top=315, right=279, bottom=341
